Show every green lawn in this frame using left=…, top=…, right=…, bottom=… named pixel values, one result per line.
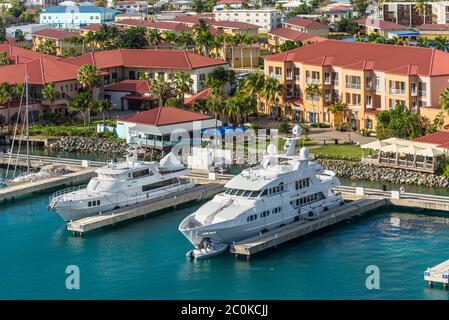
left=310, top=144, right=363, bottom=161
left=278, top=139, right=319, bottom=151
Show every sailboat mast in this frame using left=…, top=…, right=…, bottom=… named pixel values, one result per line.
left=25, top=76, right=30, bottom=174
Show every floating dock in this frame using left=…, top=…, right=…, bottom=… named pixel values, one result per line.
left=425, top=259, right=449, bottom=289
left=0, top=169, right=97, bottom=202
left=67, top=183, right=224, bottom=235
left=0, top=153, right=105, bottom=170
left=230, top=198, right=386, bottom=258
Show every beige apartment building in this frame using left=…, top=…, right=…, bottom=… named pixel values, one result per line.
left=262, top=40, right=449, bottom=131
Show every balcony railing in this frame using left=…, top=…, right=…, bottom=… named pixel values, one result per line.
left=306, top=78, right=320, bottom=85
left=389, top=88, right=406, bottom=95
left=294, top=75, right=300, bottom=80
left=274, top=74, right=282, bottom=80
left=419, top=90, right=427, bottom=97
left=346, top=83, right=361, bottom=89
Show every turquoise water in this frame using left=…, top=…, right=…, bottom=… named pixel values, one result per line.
left=1, top=168, right=449, bottom=299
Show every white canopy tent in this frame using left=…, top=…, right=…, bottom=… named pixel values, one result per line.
left=361, top=138, right=445, bottom=173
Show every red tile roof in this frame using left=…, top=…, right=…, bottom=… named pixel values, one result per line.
left=170, top=15, right=212, bottom=25
left=265, top=40, right=449, bottom=76
left=120, top=107, right=213, bottom=126
left=284, top=18, right=328, bottom=29
left=184, top=88, right=212, bottom=106
left=357, top=18, right=407, bottom=30
left=0, top=44, right=57, bottom=64
left=0, top=57, right=79, bottom=85
left=31, top=28, right=79, bottom=40
left=268, top=28, right=326, bottom=43
left=65, top=48, right=227, bottom=70
left=413, top=131, right=449, bottom=146
left=114, top=19, right=191, bottom=31
left=418, top=24, right=449, bottom=31
left=210, top=20, right=258, bottom=30
left=104, top=80, right=150, bottom=94
left=327, top=5, right=352, bottom=12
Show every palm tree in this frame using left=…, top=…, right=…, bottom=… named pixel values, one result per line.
left=173, top=71, right=193, bottom=107
left=206, top=94, right=226, bottom=121
left=192, top=98, right=209, bottom=114
left=176, top=31, right=193, bottom=48
left=0, top=82, right=12, bottom=126
left=193, top=20, right=213, bottom=56
left=163, top=30, right=177, bottom=46
left=327, top=101, right=349, bottom=129
left=414, top=0, right=427, bottom=25
left=232, top=34, right=243, bottom=69
left=0, top=51, right=9, bottom=65
left=242, top=34, right=256, bottom=69
left=417, top=37, right=430, bottom=48
left=151, top=76, right=172, bottom=106
left=68, top=92, right=93, bottom=127
left=42, top=82, right=58, bottom=114
left=279, top=40, right=303, bottom=52
left=305, top=83, right=322, bottom=122
left=224, top=33, right=235, bottom=67
left=93, top=99, right=114, bottom=123
left=77, top=64, right=101, bottom=124
left=434, top=36, right=449, bottom=52
left=261, top=77, right=283, bottom=118
left=147, top=29, right=162, bottom=46
left=242, top=72, right=265, bottom=111
left=440, top=88, right=449, bottom=114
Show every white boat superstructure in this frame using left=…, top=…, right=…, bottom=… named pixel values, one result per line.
left=179, top=139, right=343, bottom=257
left=49, top=147, right=195, bottom=221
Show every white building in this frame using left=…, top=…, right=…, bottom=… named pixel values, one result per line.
left=39, top=3, right=120, bottom=29
left=114, top=0, right=148, bottom=14
left=214, top=8, right=282, bottom=32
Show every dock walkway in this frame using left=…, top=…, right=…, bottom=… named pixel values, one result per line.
left=0, top=169, right=97, bottom=202
left=425, top=260, right=449, bottom=289
left=67, top=183, right=224, bottom=235
left=230, top=198, right=386, bottom=258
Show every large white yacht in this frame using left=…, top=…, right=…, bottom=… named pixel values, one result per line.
left=179, top=135, right=343, bottom=258
left=49, top=147, right=194, bottom=222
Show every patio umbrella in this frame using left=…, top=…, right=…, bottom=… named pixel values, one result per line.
left=361, top=140, right=389, bottom=151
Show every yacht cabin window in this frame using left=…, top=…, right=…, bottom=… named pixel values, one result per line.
left=132, top=169, right=152, bottom=178
left=224, top=188, right=262, bottom=198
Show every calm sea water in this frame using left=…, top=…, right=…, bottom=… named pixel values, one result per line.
left=1, top=167, right=449, bottom=299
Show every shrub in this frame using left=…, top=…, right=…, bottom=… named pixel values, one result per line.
left=279, top=121, right=292, bottom=134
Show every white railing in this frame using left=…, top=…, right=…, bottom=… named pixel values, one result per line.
left=345, top=83, right=361, bottom=89
left=50, top=184, right=87, bottom=202
left=389, top=88, right=406, bottom=95
left=306, top=78, right=320, bottom=85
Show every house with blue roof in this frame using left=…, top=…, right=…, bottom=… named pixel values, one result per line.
left=39, top=4, right=120, bottom=29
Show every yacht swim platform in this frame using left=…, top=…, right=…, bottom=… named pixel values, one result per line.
left=230, top=198, right=386, bottom=259
left=425, top=259, right=449, bottom=289
left=67, top=183, right=224, bottom=235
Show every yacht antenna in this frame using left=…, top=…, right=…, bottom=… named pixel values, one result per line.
left=25, top=75, right=30, bottom=174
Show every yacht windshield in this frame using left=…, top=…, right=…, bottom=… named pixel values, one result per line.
left=224, top=188, right=261, bottom=198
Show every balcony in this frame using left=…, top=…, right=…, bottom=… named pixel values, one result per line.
left=274, top=74, right=282, bottom=80
left=419, top=90, right=427, bottom=97
left=306, top=78, right=320, bottom=85
left=345, top=83, right=361, bottom=90
left=294, top=75, right=300, bottom=80
left=389, top=88, right=406, bottom=95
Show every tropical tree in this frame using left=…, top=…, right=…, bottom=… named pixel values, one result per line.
left=176, top=31, right=194, bottom=48
left=147, top=29, right=162, bottom=46
left=279, top=40, right=303, bottom=52
left=93, top=99, right=114, bottom=123
left=414, top=0, right=427, bottom=25
left=226, top=92, right=257, bottom=124
left=205, top=66, right=234, bottom=93
left=305, top=83, right=322, bottom=121
left=417, top=37, right=430, bottom=48
left=77, top=64, right=101, bottom=123
left=42, top=82, right=58, bottom=113
left=426, top=112, right=446, bottom=134
left=173, top=71, right=193, bottom=106
left=193, top=20, right=213, bottom=55
left=192, top=98, right=209, bottom=114
left=68, top=92, right=93, bottom=126
left=434, top=36, right=449, bottom=52
left=165, top=97, right=183, bottom=108
left=440, top=88, right=449, bottom=114
left=0, top=82, right=12, bottom=126
left=163, top=30, right=177, bottom=45
left=242, top=72, right=265, bottom=111
left=260, top=77, right=283, bottom=118
left=242, top=34, right=257, bottom=68
left=36, top=39, right=56, bottom=55
left=0, top=51, right=9, bottom=65
left=77, top=64, right=101, bottom=94
left=118, top=27, right=148, bottom=49
left=327, top=101, right=349, bottom=129
left=151, top=76, right=172, bottom=106
left=206, top=94, right=226, bottom=121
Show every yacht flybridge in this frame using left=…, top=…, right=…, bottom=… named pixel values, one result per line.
left=179, top=132, right=343, bottom=259
left=49, top=147, right=194, bottom=222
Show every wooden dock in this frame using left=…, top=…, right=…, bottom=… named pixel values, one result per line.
left=67, top=183, right=224, bottom=235
left=230, top=198, right=386, bottom=258
left=0, top=169, right=97, bottom=202
left=425, top=259, right=449, bottom=289
left=0, top=153, right=105, bottom=170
